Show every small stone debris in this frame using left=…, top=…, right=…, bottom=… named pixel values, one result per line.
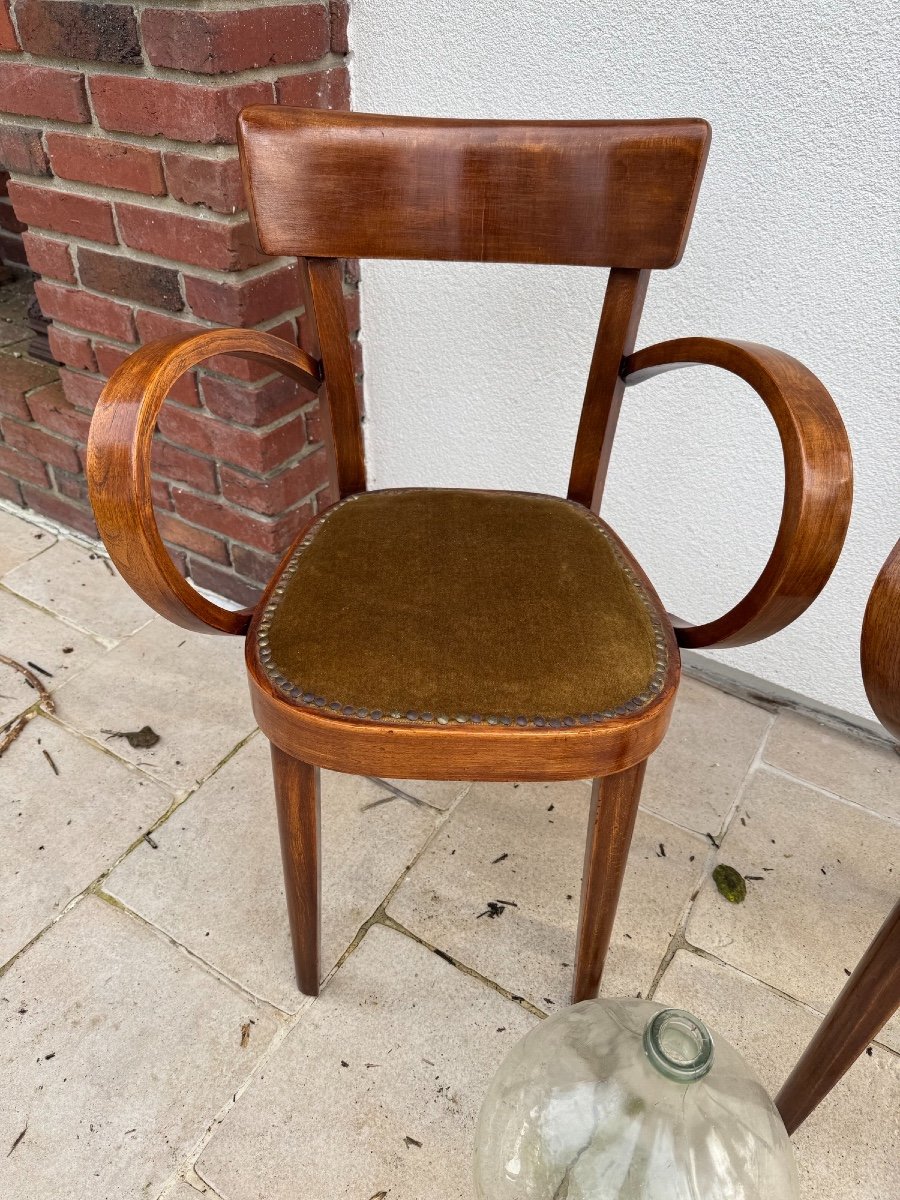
left=713, top=863, right=747, bottom=904
left=62, top=646, right=73, bottom=654
left=496, top=1027, right=506, bottom=1033
left=341, top=1059, right=349, bottom=1067
left=103, top=725, right=161, bottom=749
left=547, top=804, right=554, bottom=812
left=491, top=852, right=508, bottom=864
left=689, top=855, right=695, bottom=862
left=404, top=1135, right=422, bottom=1149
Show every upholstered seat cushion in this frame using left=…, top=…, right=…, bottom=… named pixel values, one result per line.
left=256, top=489, right=669, bottom=728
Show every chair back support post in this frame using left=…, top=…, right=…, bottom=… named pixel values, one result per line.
left=303, top=256, right=366, bottom=497
left=568, top=267, right=650, bottom=511
left=237, top=109, right=711, bottom=504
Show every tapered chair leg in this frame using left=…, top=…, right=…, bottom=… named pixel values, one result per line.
left=572, top=759, right=648, bottom=1004
left=270, top=741, right=321, bottom=997
left=775, top=898, right=900, bottom=1135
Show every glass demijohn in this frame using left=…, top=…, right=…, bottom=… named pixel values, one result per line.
left=473, top=997, right=800, bottom=1199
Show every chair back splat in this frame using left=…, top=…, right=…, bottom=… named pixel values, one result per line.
left=237, top=110, right=712, bottom=506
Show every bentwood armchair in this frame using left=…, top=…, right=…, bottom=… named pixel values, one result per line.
left=776, top=538, right=900, bottom=1135
left=86, top=111, right=853, bottom=1002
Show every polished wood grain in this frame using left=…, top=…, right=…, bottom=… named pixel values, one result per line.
left=776, top=536, right=900, bottom=1133
left=573, top=760, right=648, bottom=1002
left=568, top=269, right=650, bottom=511
left=860, top=538, right=900, bottom=739
left=87, top=328, right=320, bottom=634
left=271, top=741, right=321, bottom=996
left=622, top=338, right=853, bottom=648
left=245, top=516, right=681, bottom=782
left=776, top=899, right=900, bottom=1135
left=305, top=257, right=366, bottom=498
left=238, top=110, right=712, bottom=268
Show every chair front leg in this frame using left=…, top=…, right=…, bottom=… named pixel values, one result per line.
left=573, top=759, right=648, bottom=1003
left=270, top=742, right=321, bottom=997
left=775, top=898, right=900, bottom=1135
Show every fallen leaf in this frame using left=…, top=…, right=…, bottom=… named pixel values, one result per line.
left=713, top=863, right=747, bottom=904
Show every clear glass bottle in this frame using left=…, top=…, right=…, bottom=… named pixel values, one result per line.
left=473, top=997, right=799, bottom=1199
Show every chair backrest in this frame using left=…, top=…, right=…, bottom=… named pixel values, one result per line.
left=237, top=109, right=712, bottom=503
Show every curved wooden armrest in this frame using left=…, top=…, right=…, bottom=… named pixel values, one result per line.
left=861, top=538, right=900, bottom=739
left=621, top=337, right=852, bottom=649
left=87, top=329, right=321, bottom=635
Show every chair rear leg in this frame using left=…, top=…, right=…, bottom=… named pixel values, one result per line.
left=573, top=759, right=647, bottom=1004
left=775, top=898, right=900, bottom=1135
left=270, top=741, right=321, bottom=997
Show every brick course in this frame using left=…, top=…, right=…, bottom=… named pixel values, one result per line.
left=77, top=246, right=184, bottom=312
left=0, top=61, right=90, bottom=123
left=90, top=74, right=274, bottom=144
left=141, top=5, right=329, bottom=74
left=0, top=0, right=359, bottom=604
left=46, top=132, right=165, bottom=195
left=15, top=0, right=141, bottom=64
left=0, top=125, right=49, bottom=176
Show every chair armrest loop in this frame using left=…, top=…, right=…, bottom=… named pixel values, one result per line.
left=87, top=329, right=321, bottom=635
left=621, top=337, right=852, bottom=649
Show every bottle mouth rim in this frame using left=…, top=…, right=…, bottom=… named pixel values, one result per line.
left=643, top=1008, right=714, bottom=1082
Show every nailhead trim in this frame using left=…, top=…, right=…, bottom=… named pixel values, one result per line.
left=256, top=490, right=671, bottom=729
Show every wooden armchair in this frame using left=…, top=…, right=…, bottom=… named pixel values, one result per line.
left=776, top=538, right=900, bottom=1134
left=87, top=111, right=853, bottom=1002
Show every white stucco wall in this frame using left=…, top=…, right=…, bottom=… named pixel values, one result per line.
left=349, top=1, right=898, bottom=723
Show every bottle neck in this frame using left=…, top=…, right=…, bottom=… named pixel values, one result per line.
left=643, top=1009, right=714, bottom=1083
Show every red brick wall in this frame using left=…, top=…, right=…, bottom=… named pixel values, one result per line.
left=0, top=0, right=357, bottom=604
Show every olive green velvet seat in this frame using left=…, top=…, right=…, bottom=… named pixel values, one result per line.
left=256, top=489, right=669, bottom=729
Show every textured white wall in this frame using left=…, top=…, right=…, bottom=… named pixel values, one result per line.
left=349, top=1, right=898, bottom=722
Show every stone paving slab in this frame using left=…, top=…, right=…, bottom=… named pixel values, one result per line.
left=3, top=538, right=156, bottom=644
left=197, top=923, right=535, bottom=1200
left=387, top=777, right=708, bottom=1010
left=0, top=587, right=105, bottom=728
left=640, top=676, right=772, bottom=835
left=54, top=616, right=255, bottom=792
left=764, top=709, right=900, bottom=823
left=106, top=736, right=445, bottom=1012
left=0, top=896, right=280, bottom=1200
left=0, top=714, right=171, bottom=966
left=656, top=950, right=900, bottom=1200
left=0, top=508, right=55, bottom=575
left=686, top=766, right=900, bottom=1051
